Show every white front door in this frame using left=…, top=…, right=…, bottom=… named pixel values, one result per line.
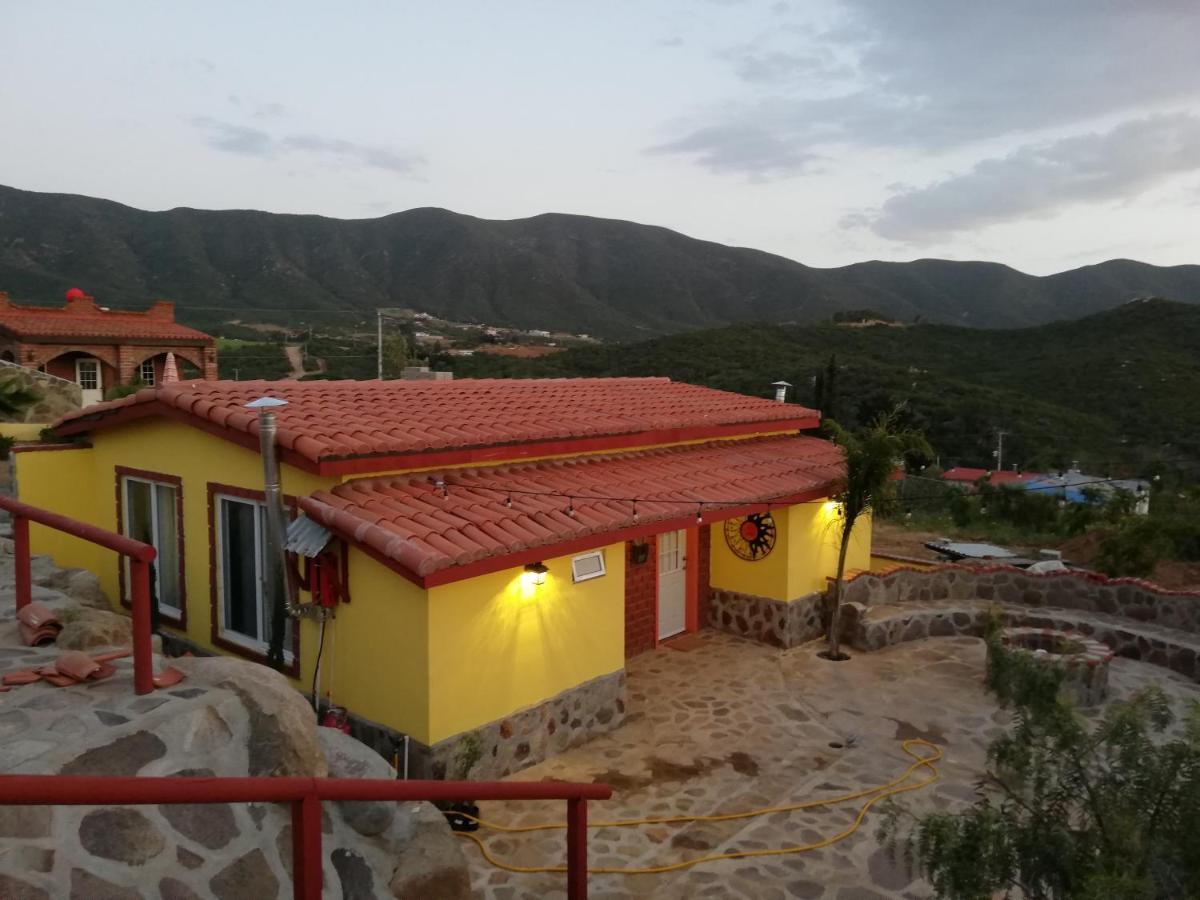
left=75, top=357, right=103, bottom=406
left=657, top=529, right=687, bottom=640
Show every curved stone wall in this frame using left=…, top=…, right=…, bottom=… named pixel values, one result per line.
left=840, top=565, right=1200, bottom=634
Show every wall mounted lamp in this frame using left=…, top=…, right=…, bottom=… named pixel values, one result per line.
left=524, top=562, right=549, bottom=586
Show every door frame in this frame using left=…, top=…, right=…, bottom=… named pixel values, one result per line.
left=654, top=525, right=701, bottom=645
left=75, top=356, right=103, bottom=404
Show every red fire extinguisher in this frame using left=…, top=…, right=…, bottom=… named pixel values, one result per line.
left=320, top=705, right=351, bottom=734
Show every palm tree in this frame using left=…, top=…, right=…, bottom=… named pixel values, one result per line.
left=823, top=409, right=931, bottom=660
left=0, top=373, right=39, bottom=420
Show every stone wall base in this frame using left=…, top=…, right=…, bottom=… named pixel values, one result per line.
left=433, top=669, right=627, bottom=781
left=159, top=634, right=628, bottom=779
left=706, top=588, right=824, bottom=648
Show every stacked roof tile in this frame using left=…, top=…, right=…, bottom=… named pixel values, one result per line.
left=300, top=434, right=844, bottom=578
left=56, top=377, right=819, bottom=465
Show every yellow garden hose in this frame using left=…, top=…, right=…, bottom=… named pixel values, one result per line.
left=457, top=738, right=942, bottom=876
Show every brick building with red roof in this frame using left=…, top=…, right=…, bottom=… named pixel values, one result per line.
left=16, top=377, right=867, bottom=776
left=0, top=288, right=217, bottom=406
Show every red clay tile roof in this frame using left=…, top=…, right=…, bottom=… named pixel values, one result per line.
left=55, top=378, right=820, bottom=471
left=299, top=434, right=844, bottom=581
left=0, top=298, right=212, bottom=343
left=943, top=467, right=1043, bottom=485
left=942, top=467, right=990, bottom=482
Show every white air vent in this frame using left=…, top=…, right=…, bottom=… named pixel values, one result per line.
left=571, top=550, right=606, bottom=583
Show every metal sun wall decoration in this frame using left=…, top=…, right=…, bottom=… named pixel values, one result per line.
left=724, top=512, right=777, bottom=561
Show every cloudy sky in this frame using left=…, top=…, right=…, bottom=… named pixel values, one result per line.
left=3, top=1, right=1198, bottom=273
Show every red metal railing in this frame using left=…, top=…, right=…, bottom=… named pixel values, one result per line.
left=0, top=774, right=612, bottom=898
left=0, top=495, right=157, bottom=694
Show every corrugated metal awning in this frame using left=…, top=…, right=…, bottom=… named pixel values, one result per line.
left=286, top=514, right=333, bottom=558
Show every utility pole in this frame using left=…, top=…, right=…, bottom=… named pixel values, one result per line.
left=376, top=310, right=383, bottom=381
left=993, top=430, right=1008, bottom=471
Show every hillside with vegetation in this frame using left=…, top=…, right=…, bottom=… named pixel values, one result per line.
left=3, top=184, right=1200, bottom=340
left=451, top=298, right=1200, bottom=477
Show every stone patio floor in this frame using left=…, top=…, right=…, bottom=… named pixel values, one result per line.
left=465, top=629, right=1200, bottom=900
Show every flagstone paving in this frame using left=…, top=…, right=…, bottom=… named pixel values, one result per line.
left=465, top=630, right=1200, bottom=899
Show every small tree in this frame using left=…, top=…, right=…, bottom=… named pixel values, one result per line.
left=824, top=409, right=931, bottom=659
left=882, top=624, right=1200, bottom=899
left=381, top=333, right=409, bottom=379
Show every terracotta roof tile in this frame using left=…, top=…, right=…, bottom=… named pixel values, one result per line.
left=299, top=434, right=844, bottom=579
left=56, top=377, right=819, bottom=469
left=0, top=297, right=212, bottom=343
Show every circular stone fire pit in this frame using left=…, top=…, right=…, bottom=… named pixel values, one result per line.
left=996, top=626, right=1113, bottom=707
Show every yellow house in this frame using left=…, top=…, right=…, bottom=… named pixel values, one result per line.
left=14, top=377, right=866, bottom=776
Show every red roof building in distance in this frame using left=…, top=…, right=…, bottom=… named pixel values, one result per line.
left=942, top=466, right=1044, bottom=490
left=0, top=288, right=217, bottom=406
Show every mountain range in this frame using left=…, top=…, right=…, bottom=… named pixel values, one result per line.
left=1, top=184, right=1198, bottom=339
left=452, top=298, right=1200, bottom=474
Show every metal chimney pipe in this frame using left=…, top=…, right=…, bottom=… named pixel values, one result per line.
left=246, top=396, right=291, bottom=667
left=771, top=380, right=792, bottom=403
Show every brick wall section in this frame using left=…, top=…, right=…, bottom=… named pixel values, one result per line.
left=9, top=342, right=217, bottom=384
left=697, top=525, right=711, bottom=623
left=624, top=535, right=658, bottom=658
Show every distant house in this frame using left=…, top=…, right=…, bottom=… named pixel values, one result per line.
left=941, top=467, right=1043, bottom=491
left=0, top=288, right=217, bottom=406
left=1024, top=468, right=1151, bottom=514
left=16, top=377, right=863, bottom=776
left=942, top=465, right=1150, bottom=514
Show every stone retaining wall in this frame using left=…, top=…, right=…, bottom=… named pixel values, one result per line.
left=0, top=365, right=81, bottom=424
left=706, top=588, right=824, bottom=648
left=432, top=669, right=627, bottom=781
left=839, top=601, right=1200, bottom=683
left=841, top=565, right=1200, bottom=634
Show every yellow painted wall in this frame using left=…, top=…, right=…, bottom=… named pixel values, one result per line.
left=12, top=446, right=106, bottom=577
left=15, top=419, right=334, bottom=693
left=787, top=502, right=872, bottom=595
left=709, top=501, right=872, bottom=601
left=709, top=511, right=792, bottom=600
left=425, top=544, right=625, bottom=744
left=322, top=550, right=431, bottom=741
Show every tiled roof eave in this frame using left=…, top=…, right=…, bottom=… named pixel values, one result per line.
left=307, top=417, right=819, bottom=475
left=301, top=480, right=838, bottom=588
left=8, top=333, right=213, bottom=344
left=300, top=434, right=846, bottom=587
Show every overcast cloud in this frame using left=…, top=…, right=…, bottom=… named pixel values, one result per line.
left=1, top=2, right=1197, bottom=273
left=653, top=1, right=1200, bottom=238
left=192, top=118, right=424, bottom=176
left=851, top=114, right=1200, bottom=241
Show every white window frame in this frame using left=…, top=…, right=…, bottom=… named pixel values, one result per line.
left=139, top=358, right=156, bottom=385
left=120, top=475, right=182, bottom=619
left=76, top=358, right=100, bottom=390
left=571, top=549, right=607, bottom=583
left=214, top=493, right=293, bottom=662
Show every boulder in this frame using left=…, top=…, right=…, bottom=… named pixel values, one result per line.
left=171, top=656, right=327, bottom=777
left=388, top=804, right=472, bottom=900
left=318, top=727, right=400, bottom=837
left=63, top=569, right=111, bottom=610
left=55, top=607, right=132, bottom=650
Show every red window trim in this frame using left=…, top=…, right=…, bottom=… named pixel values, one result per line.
left=114, top=466, right=187, bottom=630
left=206, top=482, right=301, bottom=678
